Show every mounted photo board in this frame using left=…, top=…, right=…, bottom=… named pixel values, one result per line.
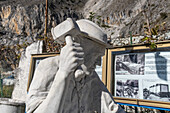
left=27, top=53, right=59, bottom=92
left=27, top=53, right=105, bottom=92
left=103, top=41, right=170, bottom=110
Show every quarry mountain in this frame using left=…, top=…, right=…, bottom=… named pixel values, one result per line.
left=0, top=0, right=169, bottom=71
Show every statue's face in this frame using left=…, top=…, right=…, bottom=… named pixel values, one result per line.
left=75, top=35, right=105, bottom=75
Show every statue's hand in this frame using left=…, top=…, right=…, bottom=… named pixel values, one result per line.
left=59, top=36, right=84, bottom=77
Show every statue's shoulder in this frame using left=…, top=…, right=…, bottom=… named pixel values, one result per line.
left=38, top=55, right=60, bottom=69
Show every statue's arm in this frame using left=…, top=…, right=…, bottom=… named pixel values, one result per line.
left=92, top=72, right=125, bottom=113
left=100, top=84, right=125, bottom=112
left=26, top=56, right=64, bottom=113
left=26, top=36, right=84, bottom=113
left=33, top=69, right=71, bottom=113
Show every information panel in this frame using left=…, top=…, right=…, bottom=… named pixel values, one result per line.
left=114, top=51, right=170, bottom=102
left=104, top=43, right=170, bottom=109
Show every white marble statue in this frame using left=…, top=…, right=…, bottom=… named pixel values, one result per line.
left=26, top=18, right=125, bottom=113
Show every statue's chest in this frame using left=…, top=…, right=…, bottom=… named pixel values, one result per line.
left=62, top=79, right=101, bottom=113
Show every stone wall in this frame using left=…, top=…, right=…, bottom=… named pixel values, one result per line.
left=12, top=41, right=43, bottom=101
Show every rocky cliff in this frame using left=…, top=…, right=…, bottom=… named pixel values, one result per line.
left=83, top=0, right=170, bottom=41
left=0, top=0, right=85, bottom=46
left=0, top=0, right=85, bottom=72
left=0, top=0, right=169, bottom=71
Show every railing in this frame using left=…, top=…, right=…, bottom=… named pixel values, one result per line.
left=0, top=73, right=3, bottom=97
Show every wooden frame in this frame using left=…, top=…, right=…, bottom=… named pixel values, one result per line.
left=27, top=53, right=59, bottom=92
left=104, top=42, right=170, bottom=109
left=102, top=50, right=108, bottom=85
left=27, top=52, right=106, bottom=92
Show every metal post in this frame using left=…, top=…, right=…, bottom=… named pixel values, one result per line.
left=0, top=72, right=3, bottom=97
left=135, top=107, right=138, bottom=113
left=129, top=31, right=133, bottom=45
left=44, top=0, right=48, bottom=37
left=43, top=0, right=48, bottom=53
left=160, top=110, right=165, bottom=113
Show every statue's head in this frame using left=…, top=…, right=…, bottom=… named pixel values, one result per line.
left=76, top=19, right=108, bottom=47
left=74, top=19, right=108, bottom=75
left=51, top=18, right=108, bottom=48
left=52, top=18, right=109, bottom=80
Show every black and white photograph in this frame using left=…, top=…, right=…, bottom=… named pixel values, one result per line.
left=95, top=58, right=103, bottom=80
left=35, top=59, right=42, bottom=70
left=115, top=53, right=145, bottom=75
left=116, top=79, right=139, bottom=98
left=27, top=53, right=59, bottom=91
left=143, top=79, right=170, bottom=102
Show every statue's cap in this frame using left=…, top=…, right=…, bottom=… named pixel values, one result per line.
left=51, top=18, right=111, bottom=47
left=76, top=19, right=109, bottom=47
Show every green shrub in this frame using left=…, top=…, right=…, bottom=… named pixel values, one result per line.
left=0, top=85, right=14, bottom=98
